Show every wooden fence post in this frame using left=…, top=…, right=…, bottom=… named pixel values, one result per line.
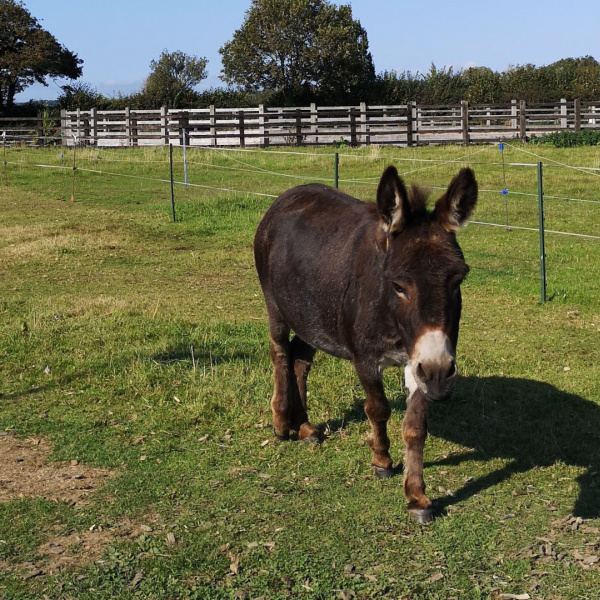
left=179, top=111, right=190, bottom=147
left=350, top=107, right=357, bottom=146
left=90, top=107, right=97, bottom=146
left=511, top=99, right=518, bottom=133
left=209, top=105, right=217, bottom=146
left=82, top=111, right=91, bottom=146
left=560, top=98, right=568, bottom=129
left=295, top=109, right=303, bottom=145
left=461, top=100, right=470, bottom=145
left=160, top=106, right=168, bottom=146
left=574, top=99, right=581, bottom=131
left=60, top=109, right=67, bottom=146
left=131, top=110, right=139, bottom=147
left=36, top=110, right=44, bottom=145
left=239, top=110, right=245, bottom=147
left=519, top=100, right=527, bottom=140
left=360, top=102, right=369, bottom=146
left=259, top=104, right=269, bottom=147
left=310, top=103, right=317, bottom=145
left=125, top=107, right=131, bottom=147
left=75, top=108, right=81, bottom=144
left=406, top=102, right=414, bottom=147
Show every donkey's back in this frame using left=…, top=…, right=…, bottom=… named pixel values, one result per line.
left=254, top=182, right=381, bottom=360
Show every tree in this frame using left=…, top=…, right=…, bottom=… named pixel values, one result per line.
left=219, top=0, right=375, bottom=105
left=0, top=0, right=82, bottom=111
left=572, top=57, right=600, bottom=100
left=375, top=70, right=424, bottom=105
left=462, top=67, right=501, bottom=103
left=141, top=50, right=208, bottom=109
left=419, top=64, right=467, bottom=105
left=58, top=81, right=109, bottom=110
left=499, top=64, right=553, bottom=103
left=540, top=56, right=600, bottom=100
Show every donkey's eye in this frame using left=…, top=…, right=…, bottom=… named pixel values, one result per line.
left=448, top=274, right=464, bottom=290
left=393, top=282, right=409, bottom=299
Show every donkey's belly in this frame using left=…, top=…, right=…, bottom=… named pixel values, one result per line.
left=283, top=310, right=354, bottom=361
left=304, top=330, right=353, bottom=361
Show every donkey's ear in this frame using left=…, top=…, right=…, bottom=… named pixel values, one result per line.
left=377, top=166, right=410, bottom=232
left=434, top=168, right=478, bottom=232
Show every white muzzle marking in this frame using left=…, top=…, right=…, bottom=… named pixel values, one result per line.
left=406, top=329, right=456, bottom=399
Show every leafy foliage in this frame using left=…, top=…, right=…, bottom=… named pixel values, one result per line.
left=529, top=129, right=600, bottom=147
left=219, top=0, right=375, bottom=105
left=462, top=67, right=502, bottom=103
left=193, top=86, right=271, bottom=108
left=373, top=57, right=600, bottom=106
left=0, top=0, right=82, bottom=112
left=57, top=81, right=112, bottom=110
left=141, top=49, right=208, bottom=109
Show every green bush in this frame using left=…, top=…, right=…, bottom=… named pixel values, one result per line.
left=529, top=129, right=600, bottom=147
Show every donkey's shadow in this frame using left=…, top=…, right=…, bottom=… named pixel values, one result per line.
left=426, top=376, right=600, bottom=518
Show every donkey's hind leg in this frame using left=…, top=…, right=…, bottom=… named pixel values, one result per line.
left=289, top=336, right=319, bottom=442
left=269, top=317, right=292, bottom=440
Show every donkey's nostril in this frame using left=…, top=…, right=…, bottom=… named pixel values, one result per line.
left=416, top=362, right=428, bottom=382
left=447, top=360, right=457, bottom=379
left=416, top=359, right=456, bottom=383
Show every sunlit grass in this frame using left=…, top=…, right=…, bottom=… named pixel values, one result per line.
left=0, top=144, right=599, bottom=599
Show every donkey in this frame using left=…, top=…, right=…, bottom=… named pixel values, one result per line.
left=254, top=165, right=477, bottom=523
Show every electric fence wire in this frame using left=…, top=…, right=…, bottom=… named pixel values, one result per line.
left=6, top=150, right=600, bottom=205
left=4, top=147, right=600, bottom=240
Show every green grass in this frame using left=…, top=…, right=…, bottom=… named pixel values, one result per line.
left=1, top=143, right=599, bottom=599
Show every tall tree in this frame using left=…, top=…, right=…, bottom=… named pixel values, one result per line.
left=0, top=0, right=82, bottom=111
left=499, top=64, right=552, bottom=103
left=219, top=0, right=375, bottom=105
left=141, top=50, right=208, bottom=109
left=461, top=67, right=501, bottom=103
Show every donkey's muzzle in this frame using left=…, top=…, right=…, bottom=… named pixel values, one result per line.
left=415, top=358, right=457, bottom=401
left=407, top=330, right=458, bottom=402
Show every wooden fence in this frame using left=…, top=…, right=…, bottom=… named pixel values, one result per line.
left=3, top=99, right=600, bottom=147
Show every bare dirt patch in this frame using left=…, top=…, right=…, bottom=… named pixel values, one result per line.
left=1, top=436, right=166, bottom=575
left=35, top=516, right=161, bottom=574
left=1, top=518, right=161, bottom=576
left=0, top=434, right=114, bottom=506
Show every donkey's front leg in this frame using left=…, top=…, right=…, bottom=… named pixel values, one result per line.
left=402, top=382, right=432, bottom=523
left=355, top=363, right=395, bottom=477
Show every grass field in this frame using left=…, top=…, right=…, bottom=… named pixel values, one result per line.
left=1, top=143, right=599, bottom=599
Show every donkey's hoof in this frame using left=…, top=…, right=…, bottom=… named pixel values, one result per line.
left=372, top=463, right=402, bottom=479
left=273, top=427, right=289, bottom=441
left=408, top=507, right=434, bottom=524
left=299, top=434, right=320, bottom=445
left=372, top=465, right=395, bottom=479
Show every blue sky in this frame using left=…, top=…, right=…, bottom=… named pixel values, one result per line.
left=17, top=0, right=600, bottom=102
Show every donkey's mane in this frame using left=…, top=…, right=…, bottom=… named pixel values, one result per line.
left=408, top=184, right=432, bottom=217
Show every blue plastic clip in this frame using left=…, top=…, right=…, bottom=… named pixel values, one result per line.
left=501, top=188, right=508, bottom=195
left=499, top=142, right=504, bottom=151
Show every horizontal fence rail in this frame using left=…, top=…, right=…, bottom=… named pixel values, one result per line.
left=3, top=99, right=600, bottom=148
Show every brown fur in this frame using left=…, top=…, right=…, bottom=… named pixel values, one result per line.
left=254, top=165, right=478, bottom=522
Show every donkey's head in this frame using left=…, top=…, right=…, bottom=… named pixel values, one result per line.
left=377, top=166, right=478, bottom=401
